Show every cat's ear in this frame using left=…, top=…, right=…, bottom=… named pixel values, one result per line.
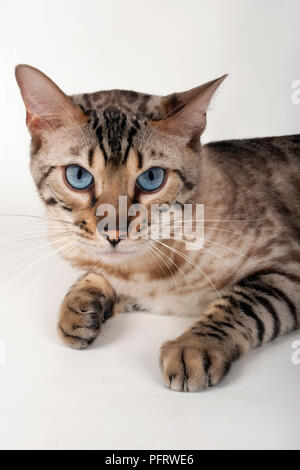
left=155, top=75, right=227, bottom=141
left=15, top=64, right=86, bottom=141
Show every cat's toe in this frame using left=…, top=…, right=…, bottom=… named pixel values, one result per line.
left=160, top=340, right=234, bottom=392
left=58, top=289, right=108, bottom=349
left=58, top=311, right=100, bottom=349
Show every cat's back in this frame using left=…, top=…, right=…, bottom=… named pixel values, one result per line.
left=204, top=134, right=300, bottom=225
left=205, top=134, right=300, bottom=185
left=205, top=134, right=300, bottom=167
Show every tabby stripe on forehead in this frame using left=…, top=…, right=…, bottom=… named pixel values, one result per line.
left=137, top=151, right=143, bottom=169
left=131, top=117, right=140, bottom=129
left=173, top=169, right=194, bottom=190
left=37, top=166, right=55, bottom=190
left=95, top=126, right=108, bottom=163
left=92, top=112, right=99, bottom=130
left=123, top=127, right=137, bottom=164
left=120, top=113, right=127, bottom=131
left=88, top=148, right=95, bottom=167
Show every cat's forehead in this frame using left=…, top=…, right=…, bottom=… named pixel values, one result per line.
left=89, top=106, right=145, bottom=166
left=67, top=90, right=168, bottom=167
left=70, top=89, right=163, bottom=119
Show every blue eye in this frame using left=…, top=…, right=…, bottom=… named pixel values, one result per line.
left=136, top=167, right=165, bottom=192
left=65, top=165, right=94, bottom=190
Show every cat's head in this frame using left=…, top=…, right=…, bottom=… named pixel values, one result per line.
left=15, top=65, right=226, bottom=269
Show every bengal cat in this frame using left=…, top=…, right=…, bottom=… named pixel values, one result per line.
left=15, top=65, right=300, bottom=392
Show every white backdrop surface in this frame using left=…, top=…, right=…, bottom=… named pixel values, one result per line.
left=0, top=0, right=299, bottom=450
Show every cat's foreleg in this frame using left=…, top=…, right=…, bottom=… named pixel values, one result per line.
left=160, top=269, right=299, bottom=392
left=58, top=272, right=116, bottom=349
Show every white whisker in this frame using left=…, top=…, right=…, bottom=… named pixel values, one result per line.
left=155, top=239, right=221, bottom=299
left=0, top=239, right=75, bottom=288
left=149, top=242, right=178, bottom=287
left=147, top=244, right=177, bottom=287
left=150, top=240, right=192, bottom=289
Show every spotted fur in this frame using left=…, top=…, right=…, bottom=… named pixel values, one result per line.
left=15, top=65, right=300, bottom=392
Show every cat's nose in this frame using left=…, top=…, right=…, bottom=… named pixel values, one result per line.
left=105, top=230, right=121, bottom=247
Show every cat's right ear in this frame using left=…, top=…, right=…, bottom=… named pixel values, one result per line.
left=155, top=75, right=227, bottom=142
left=15, top=64, right=86, bottom=142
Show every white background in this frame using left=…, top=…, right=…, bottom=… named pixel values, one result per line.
left=0, top=0, right=299, bottom=450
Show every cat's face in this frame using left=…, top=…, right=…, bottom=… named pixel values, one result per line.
left=15, top=65, right=226, bottom=268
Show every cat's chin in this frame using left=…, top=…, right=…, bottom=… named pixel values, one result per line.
left=100, top=249, right=140, bottom=259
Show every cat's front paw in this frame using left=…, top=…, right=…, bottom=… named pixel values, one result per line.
left=58, top=274, right=115, bottom=349
left=160, top=332, right=241, bottom=392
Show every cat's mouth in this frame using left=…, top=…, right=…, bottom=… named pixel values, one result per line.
left=102, top=246, right=140, bottom=256
left=79, top=238, right=146, bottom=261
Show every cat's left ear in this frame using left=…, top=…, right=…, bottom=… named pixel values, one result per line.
left=154, top=75, right=227, bottom=141
left=15, top=64, right=87, bottom=142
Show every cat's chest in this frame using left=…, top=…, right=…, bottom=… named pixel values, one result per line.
left=133, top=291, right=213, bottom=317
left=107, top=273, right=216, bottom=317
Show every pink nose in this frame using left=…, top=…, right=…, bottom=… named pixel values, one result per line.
left=105, top=230, right=120, bottom=241
left=105, top=230, right=126, bottom=247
